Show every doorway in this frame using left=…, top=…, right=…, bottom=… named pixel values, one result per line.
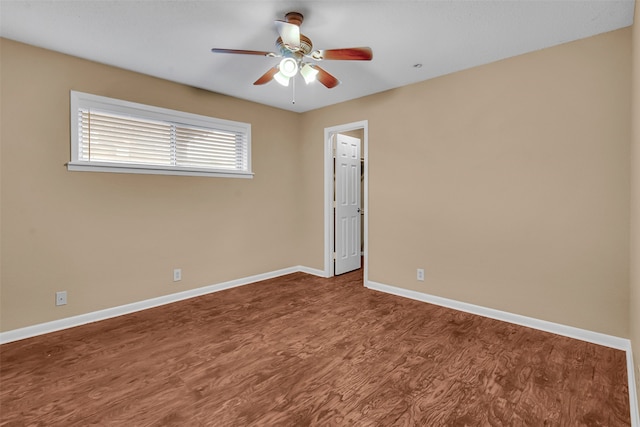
left=324, top=120, right=368, bottom=283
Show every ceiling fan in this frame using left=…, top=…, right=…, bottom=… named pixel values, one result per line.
left=211, top=12, right=373, bottom=89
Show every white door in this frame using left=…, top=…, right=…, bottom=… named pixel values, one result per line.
left=335, top=133, right=361, bottom=275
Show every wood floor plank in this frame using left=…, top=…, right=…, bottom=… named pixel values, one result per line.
left=0, top=270, right=631, bottom=426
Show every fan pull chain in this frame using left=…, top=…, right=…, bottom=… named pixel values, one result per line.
left=292, top=75, right=296, bottom=104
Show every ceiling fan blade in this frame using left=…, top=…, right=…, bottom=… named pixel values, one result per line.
left=253, top=67, right=279, bottom=85
left=211, top=48, right=277, bottom=57
left=314, top=66, right=340, bottom=89
left=275, top=21, right=300, bottom=50
left=310, top=47, right=373, bottom=61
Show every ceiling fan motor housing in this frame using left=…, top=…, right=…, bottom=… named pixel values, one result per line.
left=276, top=34, right=313, bottom=57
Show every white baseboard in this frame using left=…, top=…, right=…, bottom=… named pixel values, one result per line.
left=627, top=348, right=640, bottom=427
left=366, top=280, right=639, bottom=427
left=296, top=266, right=328, bottom=277
left=0, top=266, right=316, bottom=345
left=366, top=280, right=628, bottom=349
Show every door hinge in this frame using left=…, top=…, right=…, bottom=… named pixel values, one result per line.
left=332, top=252, right=336, bottom=260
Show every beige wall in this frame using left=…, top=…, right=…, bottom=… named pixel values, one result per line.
left=300, top=28, right=632, bottom=337
left=0, top=39, right=302, bottom=331
left=0, top=26, right=633, bottom=344
left=631, top=0, right=640, bottom=403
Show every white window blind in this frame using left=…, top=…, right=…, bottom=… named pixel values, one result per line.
left=68, top=91, right=252, bottom=178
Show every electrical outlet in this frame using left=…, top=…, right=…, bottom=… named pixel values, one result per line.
left=55, top=291, right=67, bottom=306
left=417, top=268, right=425, bottom=281
left=173, top=268, right=182, bottom=282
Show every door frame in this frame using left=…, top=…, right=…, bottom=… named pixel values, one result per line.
left=324, top=120, right=368, bottom=283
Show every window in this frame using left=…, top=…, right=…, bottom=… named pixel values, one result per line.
left=68, top=91, right=252, bottom=178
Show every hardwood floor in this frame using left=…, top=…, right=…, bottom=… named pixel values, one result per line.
left=0, top=269, right=631, bottom=426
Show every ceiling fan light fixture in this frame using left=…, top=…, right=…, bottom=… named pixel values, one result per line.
left=300, top=63, right=319, bottom=84
left=273, top=71, right=290, bottom=86
left=278, top=57, right=298, bottom=78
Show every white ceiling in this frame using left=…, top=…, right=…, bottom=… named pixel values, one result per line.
left=0, top=0, right=635, bottom=113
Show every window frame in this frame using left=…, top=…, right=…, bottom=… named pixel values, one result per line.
left=68, top=91, right=253, bottom=178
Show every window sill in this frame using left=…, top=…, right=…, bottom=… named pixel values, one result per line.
left=67, top=162, right=254, bottom=179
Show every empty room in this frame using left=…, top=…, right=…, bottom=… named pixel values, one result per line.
left=1, top=0, right=639, bottom=425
